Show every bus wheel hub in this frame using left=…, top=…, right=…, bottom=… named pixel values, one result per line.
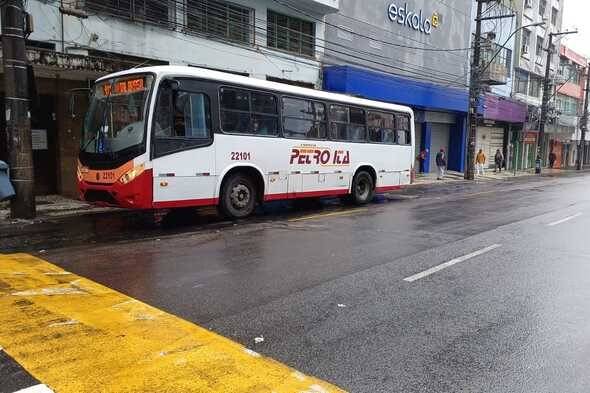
left=230, top=184, right=250, bottom=208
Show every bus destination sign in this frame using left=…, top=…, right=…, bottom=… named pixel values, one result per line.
left=102, top=78, right=146, bottom=97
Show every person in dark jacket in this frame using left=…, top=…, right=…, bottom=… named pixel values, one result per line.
left=494, top=149, right=504, bottom=173
left=435, top=148, right=446, bottom=180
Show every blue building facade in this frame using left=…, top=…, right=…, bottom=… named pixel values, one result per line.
left=323, top=65, right=469, bottom=173
left=321, top=0, right=474, bottom=174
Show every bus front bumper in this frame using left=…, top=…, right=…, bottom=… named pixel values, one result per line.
left=78, top=169, right=153, bottom=209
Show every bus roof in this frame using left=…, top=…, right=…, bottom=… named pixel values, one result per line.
left=97, top=65, right=414, bottom=116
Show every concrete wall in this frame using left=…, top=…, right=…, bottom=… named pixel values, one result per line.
left=27, top=0, right=327, bottom=86
left=323, top=0, right=473, bottom=88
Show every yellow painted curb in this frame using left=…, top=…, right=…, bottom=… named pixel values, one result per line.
left=0, top=253, right=346, bottom=393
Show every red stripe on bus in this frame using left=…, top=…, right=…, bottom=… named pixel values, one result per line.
left=375, top=185, right=402, bottom=193
left=150, top=186, right=400, bottom=209
left=153, top=198, right=219, bottom=209
left=264, top=189, right=349, bottom=201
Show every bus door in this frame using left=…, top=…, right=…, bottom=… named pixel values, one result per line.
left=151, top=85, right=216, bottom=205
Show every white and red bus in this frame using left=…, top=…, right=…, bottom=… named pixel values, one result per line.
left=78, top=66, right=414, bottom=218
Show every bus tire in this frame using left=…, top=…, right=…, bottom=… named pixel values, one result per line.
left=219, top=173, right=257, bottom=219
left=351, top=170, right=375, bottom=205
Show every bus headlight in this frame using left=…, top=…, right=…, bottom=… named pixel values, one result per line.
left=118, top=164, right=145, bottom=185
left=77, top=162, right=88, bottom=182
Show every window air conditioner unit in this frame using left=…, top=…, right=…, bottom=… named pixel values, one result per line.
left=60, top=0, right=88, bottom=18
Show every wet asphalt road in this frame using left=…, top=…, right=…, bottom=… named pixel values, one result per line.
left=4, top=173, right=590, bottom=392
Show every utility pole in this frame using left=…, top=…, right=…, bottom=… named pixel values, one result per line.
left=577, top=63, right=590, bottom=170
left=538, top=30, right=577, bottom=165
left=1, top=0, right=35, bottom=218
left=465, top=0, right=484, bottom=181
left=465, top=1, right=514, bottom=180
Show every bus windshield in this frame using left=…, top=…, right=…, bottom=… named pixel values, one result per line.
left=81, top=74, right=154, bottom=158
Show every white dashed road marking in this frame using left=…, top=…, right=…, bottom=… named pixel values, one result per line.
left=547, top=213, right=582, bottom=227
left=12, top=384, right=54, bottom=393
left=403, top=244, right=502, bottom=282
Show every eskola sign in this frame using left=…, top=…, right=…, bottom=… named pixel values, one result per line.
left=387, top=2, right=439, bottom=35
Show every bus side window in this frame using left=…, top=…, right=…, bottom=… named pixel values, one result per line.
left=220, top=87, right=279, bottom=136
left=152, top=86, right=212, bottom=157
left=282, top=97, right=326, bottom=139
left=349, top=107, right=366, bottom=142
left=329, top=105, right=349, bottom=141
left=174, top=92, right=211, bottom=139
left=153, top=85, right=173, bottom=138
left=220, top=88, right=250, bottom=134
left=368, top=111, right=395, bottom=144
left=329, top=105, right=366, bottom=142
left=396, top=115, right=411, bottom=145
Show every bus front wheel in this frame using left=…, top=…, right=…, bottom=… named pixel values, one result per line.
left=219, top=173, right=257, bottom=219
left=351, top=170, right=375, bottom=205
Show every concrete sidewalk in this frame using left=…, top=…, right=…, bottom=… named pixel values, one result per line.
left=0, top=195, right=117, bottom=223
left=412, top=167, right=574, bottom=185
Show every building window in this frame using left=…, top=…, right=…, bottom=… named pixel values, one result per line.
left=515, top=70, right=528, bottom=95
left=86, top=0, right=171, bottom=26
left=557, top=95, right=577, bottom=115
left=539, top=0, right=547, bottom=17
left=524, top=0, right=532, bottom=8
left=536, top=36, right=544, bottom=65
left=282, top=97, right=326, bottom=139
left=220, top=87, right=279, bottom=135
left=267, top=10, right=315, bottom=57
left=551, top=7, right=559, bottom=25
left=521, top=30, right=531, bottom=56
left=529, top=75, right=541, bottom=97
left=561, top=63, right=581, bottom=84
left=187, top=0, right=254, bottom=44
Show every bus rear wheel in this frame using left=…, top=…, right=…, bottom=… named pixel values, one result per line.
left=351, top=170, right=375, bottom=205
left=219, top=173, right=257, bottom=219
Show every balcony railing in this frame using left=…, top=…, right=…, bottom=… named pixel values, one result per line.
left=480, top=41, right=511, bottom=85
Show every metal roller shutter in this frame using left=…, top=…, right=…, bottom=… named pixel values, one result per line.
left=428, top=124, right=450, bottom=173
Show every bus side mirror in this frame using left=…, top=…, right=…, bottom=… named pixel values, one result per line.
left=161, top=79, right=180, bottom=91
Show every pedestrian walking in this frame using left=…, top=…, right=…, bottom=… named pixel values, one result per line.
left=435, top=148, right=446, bottom=180
left=416, top=148, right=428, bottom=172
left=494, top=149, right=503, bottom=173
left=476, top=149, right=486, bottom=176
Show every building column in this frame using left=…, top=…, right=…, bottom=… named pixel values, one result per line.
left=448, top=115, right=467, bottom=172
left=420, top=122, right=432, bottom=173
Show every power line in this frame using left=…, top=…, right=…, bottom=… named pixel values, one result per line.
left=272, top=0, right=472, bottom=53
left=144, top=0, right=469, bottom=78
left=43, top=0, right=471, bottom=87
